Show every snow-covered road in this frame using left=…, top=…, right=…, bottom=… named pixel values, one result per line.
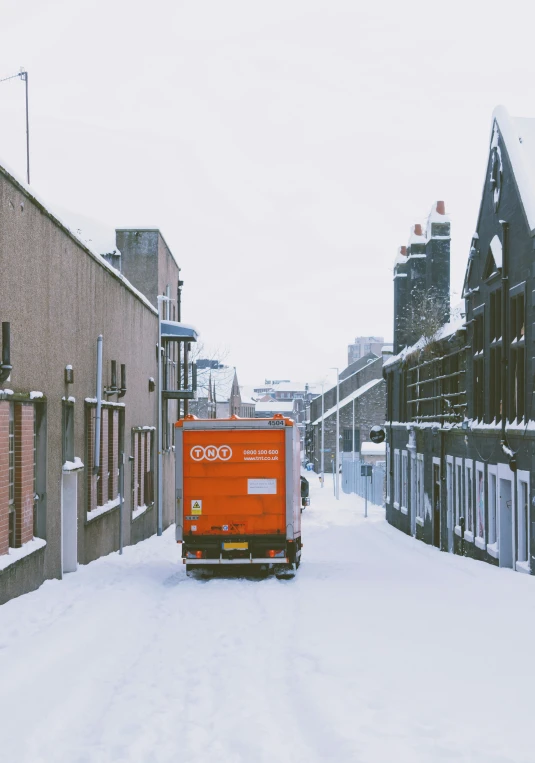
left=1, top=477, right=534, bottom=763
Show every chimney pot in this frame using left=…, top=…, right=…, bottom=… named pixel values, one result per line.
left=436, top=200, right=445, bottom=215
left=400, top=246, right=407, bottom=255
left=414, top=224, right=423, bottom=236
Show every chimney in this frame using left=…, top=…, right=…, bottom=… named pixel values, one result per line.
left=400, top=246, right=407, bottom=256
left=436, top=200, right=445, bottom=215
left=414, top=224, right=423, bottom=236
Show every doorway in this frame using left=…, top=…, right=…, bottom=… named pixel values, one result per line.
left=62, top=472, right=78, bottom=573
left=498, top=475, right=513, bottom=568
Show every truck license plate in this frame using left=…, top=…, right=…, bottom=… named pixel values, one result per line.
left=223, top=542, right=248, bottom=550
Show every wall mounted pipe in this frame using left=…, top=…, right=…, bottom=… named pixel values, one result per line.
left=94, top=335, right=103, bottom=474
left=118, top=363, right=126, bottom=398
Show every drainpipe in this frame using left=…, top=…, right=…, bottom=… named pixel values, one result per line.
left=94, top=335, right=103, bottom=474
left=500, top=221, right=509, bottom=448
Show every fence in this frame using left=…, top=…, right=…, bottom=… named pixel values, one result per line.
left=342, top=456, right=385, bottom=507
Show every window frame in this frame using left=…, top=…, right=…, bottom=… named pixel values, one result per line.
left=516, top=469, right=530, bottom=572
left=475, top=462, right=485, bottom=549
left=464, top=460, right=474, bottom=541
left=487, top=464, right=499, bottom=556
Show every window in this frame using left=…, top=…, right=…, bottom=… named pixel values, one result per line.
left=343, top=428, right=359, bottom=453
left=489, top=289, right=502, bottom=423
left=416, top=454, right=424, bottom=523
left=516, top=472, right=530, bottom=570
left=446, top=458, right=453, bottom=544
left=473, top=312, right=484, bottom=421
left=62, top=401, right=75, bottom=463
left=510, top=292, right=525, bottom=423
left=4, top=402, right=37, bottom=550
left=401, top=451, right=408, bottom=512
left=132, top=428, right=155, bottom=516
left=488, top=467, right=498, bottom=549
left=393, top=449, right=400, bottom=508
left=455, top=459, right=463, bottom=530
left=86, top=403, right=122, bottom=516
left=475, top=464, right=485, bottom=547
left=465, top=461, right=474, bottom=538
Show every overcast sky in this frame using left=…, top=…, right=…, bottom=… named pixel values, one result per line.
left=1, top=0, right=534, bottom=388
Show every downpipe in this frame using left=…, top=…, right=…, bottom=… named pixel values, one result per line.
left=94, top=335, right=103, bottom=475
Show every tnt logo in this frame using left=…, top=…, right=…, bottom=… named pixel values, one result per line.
left=190, top=445, right=233, bottom=461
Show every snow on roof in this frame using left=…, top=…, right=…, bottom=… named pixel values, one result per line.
left=0, top=159, right=158, bottom=316
left=239, top=385, right=258, bottom=405
left=255, top=401, right=295, bottom=412
left=384, top=310, right=466, bottom=369
left=425, top=201, right=451, bottom=239
left=394, top=247, right=407, bottom=268
left=196, top=366, right=236, bottom=401
left=408, top=224, right=426, bottom=246
left=311, top=378, right=383, bottom=426
left=492, top=106, right=535, bottom=234
left=360, top=441, right=386, bottom=455
left=52, top=206, right=119, bottom=256
left=489, top=234, right=503, bottom=269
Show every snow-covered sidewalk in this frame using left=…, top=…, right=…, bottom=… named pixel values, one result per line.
left=1, top=477, right=534, bottom=762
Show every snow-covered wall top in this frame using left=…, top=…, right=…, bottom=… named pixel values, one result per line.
left=0, top=157, right=158, bottom=316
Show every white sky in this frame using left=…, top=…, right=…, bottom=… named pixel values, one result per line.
left=2, top=0, right=535, bottom=388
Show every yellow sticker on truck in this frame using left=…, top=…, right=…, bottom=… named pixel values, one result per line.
left=191, top=500, right=202, bottom=514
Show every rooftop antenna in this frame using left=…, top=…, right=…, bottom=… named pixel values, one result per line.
left=0, top=68, right=30, bottom=184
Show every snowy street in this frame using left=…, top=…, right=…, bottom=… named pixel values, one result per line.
left=1, top=477, right=534, bottom=763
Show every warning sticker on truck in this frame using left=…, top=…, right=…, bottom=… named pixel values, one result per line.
left=247, top=479, right=277, bottom=495
left=191, top=500, right=202, bottom=514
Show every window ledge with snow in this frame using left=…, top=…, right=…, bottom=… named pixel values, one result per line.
left=455, top=525, right=463, bottom=537
left=463, top=531, right=474, bottom=543
left=400, top=506, right=408, bottom=515
left=475, top=536, right=486, bottom=551
left=516, top=561, right=531, bottom=575
left=62, top=456, right=84, bottom=472
left=487, top=542, right=499, bottom=559
left=132, top=503, right=153, bottom=521
left=416, top=516, right=424, bottom=527
left=393, top=501, right=400, bottom=511
left=86, top=495, right=121, bottom=523
left=0, top=537, right=47, bottom=572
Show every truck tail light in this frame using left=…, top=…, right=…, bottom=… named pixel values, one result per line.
left=186, top=550, right=204, bottom=559
left=267, top=549, right=285, bottom=558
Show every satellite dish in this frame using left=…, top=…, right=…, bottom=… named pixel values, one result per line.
left=369, top=425, right=385, bottom=444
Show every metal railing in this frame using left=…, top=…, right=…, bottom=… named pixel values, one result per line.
left=342, top=455, right=386, bottom=507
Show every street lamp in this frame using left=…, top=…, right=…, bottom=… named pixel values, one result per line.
left=330, top=367, right=340, bottom=500
left=0, top=69, right=30, bottom=184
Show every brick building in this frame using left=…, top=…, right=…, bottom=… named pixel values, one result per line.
left=0, top=160, right=191, bottom=603
left=308, top=355, right=385, bottom=472
left=384, top=106, right=535, bottom=575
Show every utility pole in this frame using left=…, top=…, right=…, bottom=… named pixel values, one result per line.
left=0, top=69, right=30, bottom=184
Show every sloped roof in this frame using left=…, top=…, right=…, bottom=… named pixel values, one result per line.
left=311, top=378, right=383, bottom=426
left=492, top=106, right=535, bottom=234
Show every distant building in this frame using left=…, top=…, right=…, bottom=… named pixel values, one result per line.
left=190, top=364, right=241, bottom=419
left=308, top=357, right=385, bottom=472
left=347, top=336, right=385, bottom=366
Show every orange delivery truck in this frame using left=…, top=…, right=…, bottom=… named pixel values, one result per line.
left=175, top=414, right=302, bottom=575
